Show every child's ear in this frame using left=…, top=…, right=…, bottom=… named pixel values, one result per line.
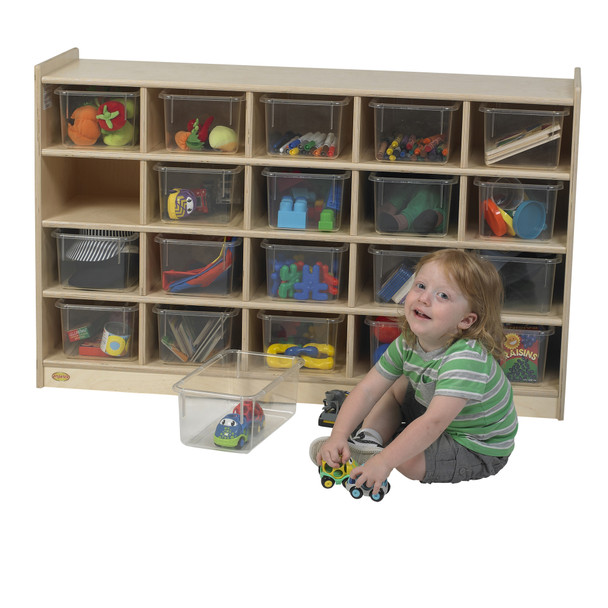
left=458, top=312, right=478, bottom=330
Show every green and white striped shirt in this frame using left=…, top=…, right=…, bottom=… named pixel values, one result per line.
left=376, top=337, right=517, bottom=456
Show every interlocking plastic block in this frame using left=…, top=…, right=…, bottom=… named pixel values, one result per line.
left=277, top=196, right=307, bottom=229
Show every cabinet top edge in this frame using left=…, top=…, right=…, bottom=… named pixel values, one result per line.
left=39, top=58, right=577, bottom=105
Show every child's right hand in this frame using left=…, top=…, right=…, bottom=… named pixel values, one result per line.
left=316, top=435, right=351, bottom=468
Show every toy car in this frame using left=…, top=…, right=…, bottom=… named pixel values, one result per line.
left=319, top=459, right=355, bottom=488
left=318, top=389, right=349, bottom=427
left=213, top=400, right=265, bottom=449
left=319, top=459, right=390, bottom=502
left=344, top=476, right=391, bottom=502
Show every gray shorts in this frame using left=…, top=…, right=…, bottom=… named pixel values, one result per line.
left=398, top=385, right=509, bottom=484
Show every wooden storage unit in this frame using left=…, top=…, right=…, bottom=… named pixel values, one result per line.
left=35, top=48, right=581, bottom=419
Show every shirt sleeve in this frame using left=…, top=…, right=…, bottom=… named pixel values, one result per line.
left=374, top=337, right=405, bottom=380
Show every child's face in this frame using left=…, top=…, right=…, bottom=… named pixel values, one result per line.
left=404, top=260, right=478, bottom=352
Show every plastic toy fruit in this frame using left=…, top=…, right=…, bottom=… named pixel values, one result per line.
left=96, top=100, right=127, bottom=131
left=67, top=104, right=101, bottom=146
left=102, top=121, right=134, bottom=147
left=208, top=125, right=238, bottom=152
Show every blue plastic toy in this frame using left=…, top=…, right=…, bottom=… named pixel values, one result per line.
left=277, top=196, right=308, bottom=229
left=294, top=264, right=329, bottom=300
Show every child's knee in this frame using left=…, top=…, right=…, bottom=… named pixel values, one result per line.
left=396, top=453, right=426, bottom=481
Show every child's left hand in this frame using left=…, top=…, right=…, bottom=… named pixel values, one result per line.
left=350, top=454, right=393, bottom=496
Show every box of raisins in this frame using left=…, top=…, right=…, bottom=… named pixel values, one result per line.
left=502, top=325, right=554, bottom=383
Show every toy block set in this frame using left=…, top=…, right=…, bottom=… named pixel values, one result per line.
left=263, top=168, right=350, bottom=232
left=262, top=240, right=347, bottom=302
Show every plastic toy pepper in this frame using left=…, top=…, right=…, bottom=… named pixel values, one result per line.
left=185, top=119, right=204, bottom=150
left=96, top=100, right=127, bottom=131
left=187, top=116, right=214, bottom=143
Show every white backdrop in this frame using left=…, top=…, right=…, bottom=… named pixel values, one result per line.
left=1, top=1, right=604, bottom=606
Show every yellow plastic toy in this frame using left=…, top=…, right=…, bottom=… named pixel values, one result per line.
left=266, top=342, right=335, bottom=369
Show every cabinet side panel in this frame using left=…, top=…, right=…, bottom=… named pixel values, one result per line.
left=35, top=49, right=80, bottom=387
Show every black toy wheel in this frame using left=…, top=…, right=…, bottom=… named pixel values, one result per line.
left=321, top=475, right=335, bottom=489
left=370, top=489, right=385, bottom=502
left=349, top=486, right=363, bottom=499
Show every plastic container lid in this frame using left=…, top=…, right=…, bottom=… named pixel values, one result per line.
left=54, top=86, right=140, bottom=98
left=257, top=310, right=345, bottom=324
left=152, top=305, right=238, bottom=319
left=159, top=90, right=245, bottom=102
left=369, top=99, right=460, bottom=112
left=260, top=94, right=350, bottom=106
left=154, top=235, right=242, bottom=248
left=483, top=199, right=508, bottom=237
left=154, top=163, right=243, bottom=176
left=512, top=200, right=547, bottom=239
left=262, top=168, right=351, bottom=181
left=261, top=239, right=348, bottom=254
left=55, top=300, right=139, bottom=312
left=369, top=173, right=458, bottom=186
left=504, top=324, right=555, bottom=337
left=479, top=104, right=569, bottom=117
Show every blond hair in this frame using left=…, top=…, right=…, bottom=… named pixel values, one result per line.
left=401, top=249, right=505, bottom=359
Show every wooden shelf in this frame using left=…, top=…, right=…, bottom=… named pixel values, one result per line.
left=35, top=49, right=581, bottom=419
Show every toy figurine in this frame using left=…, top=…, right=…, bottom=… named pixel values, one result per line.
left=166, top=187, right=209, bottom=220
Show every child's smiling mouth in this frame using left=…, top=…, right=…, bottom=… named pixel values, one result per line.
left=414, top=308, right=431, bottom=320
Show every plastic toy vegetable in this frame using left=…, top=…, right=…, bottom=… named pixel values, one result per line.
left=67, top=104, right=101, bottom=146
left=174, top=131, right=190, bottom=150
left=96, top=100, right=127, bottom=131
left=185, top=119, right=204, bottom=150
left=187, top=116, right=214, bottom=143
